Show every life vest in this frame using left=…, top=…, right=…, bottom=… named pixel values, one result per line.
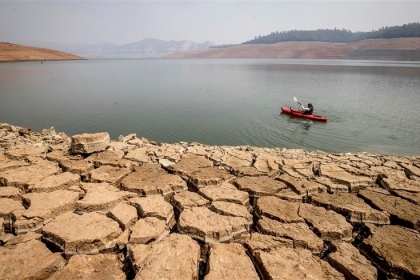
left=303, top=106, right=313, bottom=114
left=308, top=106, right=314, bottom=113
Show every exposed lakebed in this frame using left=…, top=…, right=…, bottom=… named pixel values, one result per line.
left=1, top=122, right=420, bottom=279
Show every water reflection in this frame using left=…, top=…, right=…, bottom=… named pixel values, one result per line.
left=280, top=113, right=319, bottom=131
left=301, top=121, right=312, bottom=131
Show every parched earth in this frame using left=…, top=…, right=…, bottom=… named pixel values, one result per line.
left=1, top=123, right=420, bottom=280
left=0, top=43, right=84, bottom=62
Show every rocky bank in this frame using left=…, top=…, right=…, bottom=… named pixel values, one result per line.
left=0, top=122, right=419, bottom=280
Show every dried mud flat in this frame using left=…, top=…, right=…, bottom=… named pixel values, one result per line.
left=1, top=122, right=420, bottom=280
left=0, top=43, right=84, bottom=62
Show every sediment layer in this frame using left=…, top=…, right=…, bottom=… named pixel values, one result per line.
left=1, top=122, right=420, bottom=279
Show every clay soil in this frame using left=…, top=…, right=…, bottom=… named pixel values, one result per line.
left=0, top=42, right=84, bottom=62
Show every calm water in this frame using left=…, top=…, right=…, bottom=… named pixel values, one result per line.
left=1, top=58, right=420, bottom=156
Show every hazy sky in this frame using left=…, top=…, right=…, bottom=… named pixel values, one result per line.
left=1, top=1, right=419, bottom=45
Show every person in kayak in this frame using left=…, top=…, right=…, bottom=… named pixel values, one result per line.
left=300, top=103, right=314, bottom=114
left=290, top=103, right=314, bottom=114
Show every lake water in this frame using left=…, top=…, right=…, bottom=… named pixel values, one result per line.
left=1, top=58, right=420, bottom=156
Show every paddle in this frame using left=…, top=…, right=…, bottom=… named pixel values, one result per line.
left=293, top=96, right=301, bottom=106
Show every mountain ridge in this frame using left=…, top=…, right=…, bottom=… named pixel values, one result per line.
left=7, top=22, right=420, bottom=59
left=3, top=37, right=420, bottom=62
left=32, top=38, right=215, bottom=58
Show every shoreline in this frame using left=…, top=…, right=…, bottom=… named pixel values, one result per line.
left=0, top=58, right=85, bottom=63
left=0, top=55, right=86, bottom=62
left=1, top=122, right=420, bottom=279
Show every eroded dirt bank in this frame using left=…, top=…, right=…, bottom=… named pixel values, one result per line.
left=167, top=38, right=420, bottom=61
left=1, top=123, right=420, bottom=279
left=0, top=43, right=84, bottom=62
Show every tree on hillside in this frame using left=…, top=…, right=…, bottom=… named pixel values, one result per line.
left=242, top=22, right=420, bottom=44
left=367, top=22, right=420, bottom=39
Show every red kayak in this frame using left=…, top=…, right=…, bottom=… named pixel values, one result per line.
left=281, top=107, right=328, bottom=122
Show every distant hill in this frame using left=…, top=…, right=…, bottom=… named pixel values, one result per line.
left=6, top=22, right=419, bottom=61
left=0, top=42, right=84, bottom=62
left=38, top=38, right=215, bottom=58
left=169, top=22, right=420, bottom=61
left=242, top=22, right=420, bottom=44
left=166, top=38, right=420, bottom=61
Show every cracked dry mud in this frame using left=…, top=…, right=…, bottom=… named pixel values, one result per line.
left=0, top=122, right=420, bottom=280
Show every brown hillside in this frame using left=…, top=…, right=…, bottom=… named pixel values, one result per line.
left=166, top=38, right=420, bottom=61
left=0, top=42, right=84, bottom=62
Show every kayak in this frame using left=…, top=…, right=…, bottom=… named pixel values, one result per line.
left=281, top=107, right=328, bottom=122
